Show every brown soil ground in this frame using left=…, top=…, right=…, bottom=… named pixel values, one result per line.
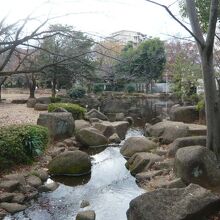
left=0, top=92, right=48, bottom=127
left=0, top=103, right=45, bottom=127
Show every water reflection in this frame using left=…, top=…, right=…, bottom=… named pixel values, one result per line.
left=7, top=128, right=145, bottom=220
left=51, top=174, right=91, bottom=187
left=80, top=145, right=108, bottom=156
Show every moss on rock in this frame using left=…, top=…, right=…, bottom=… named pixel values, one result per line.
left=48, top=151, right=91, bottom=176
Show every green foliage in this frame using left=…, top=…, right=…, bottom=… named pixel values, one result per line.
left=35, top=24, right=95, bottom=91
left=115, top=38, right=166, bottom=86
left=179, top=0, right=220, bottom=32
left=104, top=83, right=125, bottom=91
left=0, top=125, right=49, bottom=169
left=68, top=86, right=86, bottom=99
left=93, top=84, right=104, bottom=93
left=48, top=103, right=86, bottom=119
left=127, top=84, right=135, bottom=93
left=170, top=51, right=202, bottom=104
left=196, top=98, right=205, bottom=111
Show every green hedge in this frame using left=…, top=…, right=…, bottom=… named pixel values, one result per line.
left=127, top=85, right=135, bottom=93
left=93, top=84, right=104, bottom=93
left=68, top=87, right=86, bottom=99
left=0, top=124, right=49, bottom=169
left=48, top=103, right=86, bottom=119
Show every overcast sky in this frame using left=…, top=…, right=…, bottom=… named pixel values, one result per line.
left=1, top=0, right=190, bottom=40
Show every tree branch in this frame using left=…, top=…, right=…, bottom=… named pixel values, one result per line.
left=206, top=0, right=219, bottom=51
left=185, top=0, right=206, bottom=47
left=145, top=0, right=205, bottom=46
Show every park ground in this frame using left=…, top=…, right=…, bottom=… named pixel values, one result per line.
left=0, top=89, right=54, bottom=127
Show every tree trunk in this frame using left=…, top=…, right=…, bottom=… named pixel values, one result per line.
left=0, top=85, right=2, bottom=102
left=0, top=77, right=7, bottom=102
left=52, top=77, right=57, bottom=98
left=29, top=82, right=36, bottom=99
left=27, top=73, right=36, bottom=99
left=200, top=48, right=220, bottom=158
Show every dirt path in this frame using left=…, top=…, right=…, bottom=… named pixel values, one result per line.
left=0, top=92, right=48, bottom=127
left=0, top=103, right=46, bottom=127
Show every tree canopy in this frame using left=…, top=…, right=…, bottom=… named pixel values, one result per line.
left=33, top=24, right=95, bottom=96
left=179, top=0, right=220, bottom=32
left=116, top=38, right=166, bottom=87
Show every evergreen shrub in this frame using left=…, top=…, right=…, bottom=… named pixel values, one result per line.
left=48, top=103, right=86, bottom=119
left=0, top=124, right=48, bottom=169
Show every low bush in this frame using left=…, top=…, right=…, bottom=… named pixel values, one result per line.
left=0, top=124, right=49, bottom=170
left=196, top=99, right=205, bottom=111
left=127, top=85, right=135, bottom=93
left=48, top=103, right=86, bottom=119
left=68, top=87, right=86, bottom=99
left=93, top=84, right=104, bottom=93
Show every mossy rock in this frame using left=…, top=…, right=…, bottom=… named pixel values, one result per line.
left=48, top=151, right=91, bottom=176
left=76, top=127, right=108, bottom=147
left=120, top=136, right=158, bottom=158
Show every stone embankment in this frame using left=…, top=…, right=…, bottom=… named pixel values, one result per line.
left=124, top=118, right=220, bottom=219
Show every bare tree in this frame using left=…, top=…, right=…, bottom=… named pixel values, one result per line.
left=146, top=0, right=220, bottom=158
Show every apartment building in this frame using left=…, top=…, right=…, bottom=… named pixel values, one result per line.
left=107, top=30, right=147, bottom=46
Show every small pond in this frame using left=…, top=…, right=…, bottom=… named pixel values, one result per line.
left=6, top=128, right=145, bottom=220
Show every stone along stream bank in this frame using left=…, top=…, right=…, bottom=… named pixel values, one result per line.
left=4, top=128, right=144, bottom=220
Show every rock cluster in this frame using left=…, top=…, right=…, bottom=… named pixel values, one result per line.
left=37, top=112, right=75, bottom=140
left=125, top=117, right=220, bottom=220
left=0, top=170, right=58, bottom=217
left=127, top=184, right=220, bottom=220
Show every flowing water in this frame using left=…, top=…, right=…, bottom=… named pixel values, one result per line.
left=6, top=128, right=145, bottom=220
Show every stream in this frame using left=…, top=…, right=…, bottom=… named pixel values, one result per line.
left=6, top=128, right=145, bottom=220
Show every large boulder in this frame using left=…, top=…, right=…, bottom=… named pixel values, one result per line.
left=108, top=133, right=121, bottom=144
left=93, top=121, right=115, bottom=138
left=187, top=124, right=207, bottom=136
left=26, top=98, right=37, bottom=108
left=36, top=97, right=51, bottom=104
left=168, top=136, right=206, bottom=157
left=34, top=103, right=48, bottom=111
left=0, top=202, right=27, bottom=214
left=93, top=121, right=129, bottom=140
left=37, top=112, right=74, bottom=140
left=120, top=136, right=158, bottom=158
left=170, top=106, right=199, bottom=123
left=174, top=145, right=220, bottom=187
left=146, top=121, right=189, bottom=144
left=86, top=109, right=108, bottom=121
left=76, top=127, right=108, bottom=147
left=26, top=175, right=42, bottom=188
left=126, top=152, right=162, bottom=176
left=0, top=180, right=19, bottom=192
left=76, top=210, right=96, bottom=220
left=75, top=120, right=91, bottom=131
left=111, top=121, right=129, bottom=140
left=127, top=184, right=220, bottom=220
left=48, top=150, right=91, bottom=176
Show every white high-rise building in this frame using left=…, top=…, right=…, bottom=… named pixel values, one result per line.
left=107, top=30, right=147, bottom=46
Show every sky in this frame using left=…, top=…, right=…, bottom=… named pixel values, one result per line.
left=1, top=0, right=191, bottom=40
